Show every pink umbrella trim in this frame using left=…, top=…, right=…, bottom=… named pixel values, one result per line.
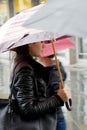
left=41, top=38, right=75, bottom=57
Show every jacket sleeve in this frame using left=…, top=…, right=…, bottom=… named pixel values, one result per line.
left=13, top=67, right=64, bottom=119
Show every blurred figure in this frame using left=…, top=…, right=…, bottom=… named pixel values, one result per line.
left=38, top=55, right=67, bottom=130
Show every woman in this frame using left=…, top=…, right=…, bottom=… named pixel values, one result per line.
left=38, top=55, right=67, bottom=130
left=10, top=41, right=68, bottom=130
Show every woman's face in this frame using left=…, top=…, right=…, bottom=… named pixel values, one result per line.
left=28, top=41, right=45, bottom=57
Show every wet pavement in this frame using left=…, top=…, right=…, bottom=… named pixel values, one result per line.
left=63, top=66, right=87, bottom=130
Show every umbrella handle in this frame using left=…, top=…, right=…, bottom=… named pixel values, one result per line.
left=51, top=40, right=72, bottom=111
left=65, top=98, right=72, bottom=111
left=51, top=40, right=64, bottom=88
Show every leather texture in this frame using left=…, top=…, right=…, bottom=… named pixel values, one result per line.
left=0, top=99, right=57, bottom=130
left=13, top=66, right=63, bottom=119
left=0, top=98, right=57, bottom=130
left=0, top=59, right=64, bottom=130
left=11, top=58, right=64, bottom=120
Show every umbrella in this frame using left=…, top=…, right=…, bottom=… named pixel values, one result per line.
left=0, top=4, right=47, bottom=52
left=23, top=0, right=87, bottom=38
left=0, top=2, right=72, bottom=111
left=41, top=38, right=75, bottom=57
left=0, top=3, right=62, bottom=53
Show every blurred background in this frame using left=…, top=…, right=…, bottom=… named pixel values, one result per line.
left=0, top=1, right=87, bottom=130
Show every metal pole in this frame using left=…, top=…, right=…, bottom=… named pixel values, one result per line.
left=7, top=0, right=15, bottom=18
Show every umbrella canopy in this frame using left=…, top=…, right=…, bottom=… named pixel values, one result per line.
left=23, top=0, right=87, bottom=38
left=41, top=38, right=75, bottom=57
left=0, top=28, right=61, bottom=52
left=0, top=4, right=43, bottom=44
left=0, top=3, right=62, bottom=53
left=0, top=4, right=44, bottom=52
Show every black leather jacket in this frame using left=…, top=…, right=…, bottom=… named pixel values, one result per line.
left=12, top=57, right=64, bottom=120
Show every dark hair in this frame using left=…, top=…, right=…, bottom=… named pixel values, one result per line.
left=15, top=44, right=29, bottom=55
left=13, top=44, right=30, bottom=63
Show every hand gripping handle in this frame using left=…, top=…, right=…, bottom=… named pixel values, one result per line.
left=65, top=98, right=72, bottom=111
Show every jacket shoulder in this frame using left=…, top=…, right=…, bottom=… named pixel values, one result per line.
left=14, top=62, right=33, bottom=76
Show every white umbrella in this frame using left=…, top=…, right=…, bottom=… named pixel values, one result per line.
left=23, top=0, right=87, bottom=38
left=0, top=4, right=48, bottom=52
left=0, top=3, right=62, bottom=53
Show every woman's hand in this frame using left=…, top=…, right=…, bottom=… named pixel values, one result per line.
left=57, top=86, right=69, bottom=102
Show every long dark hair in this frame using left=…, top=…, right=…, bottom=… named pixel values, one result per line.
left=11, top=44, right=30, bottom=64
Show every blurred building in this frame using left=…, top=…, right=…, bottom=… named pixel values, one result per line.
left=0, top=0, right=87, bottom=93
left=0, top=0, right=8, bottom=25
